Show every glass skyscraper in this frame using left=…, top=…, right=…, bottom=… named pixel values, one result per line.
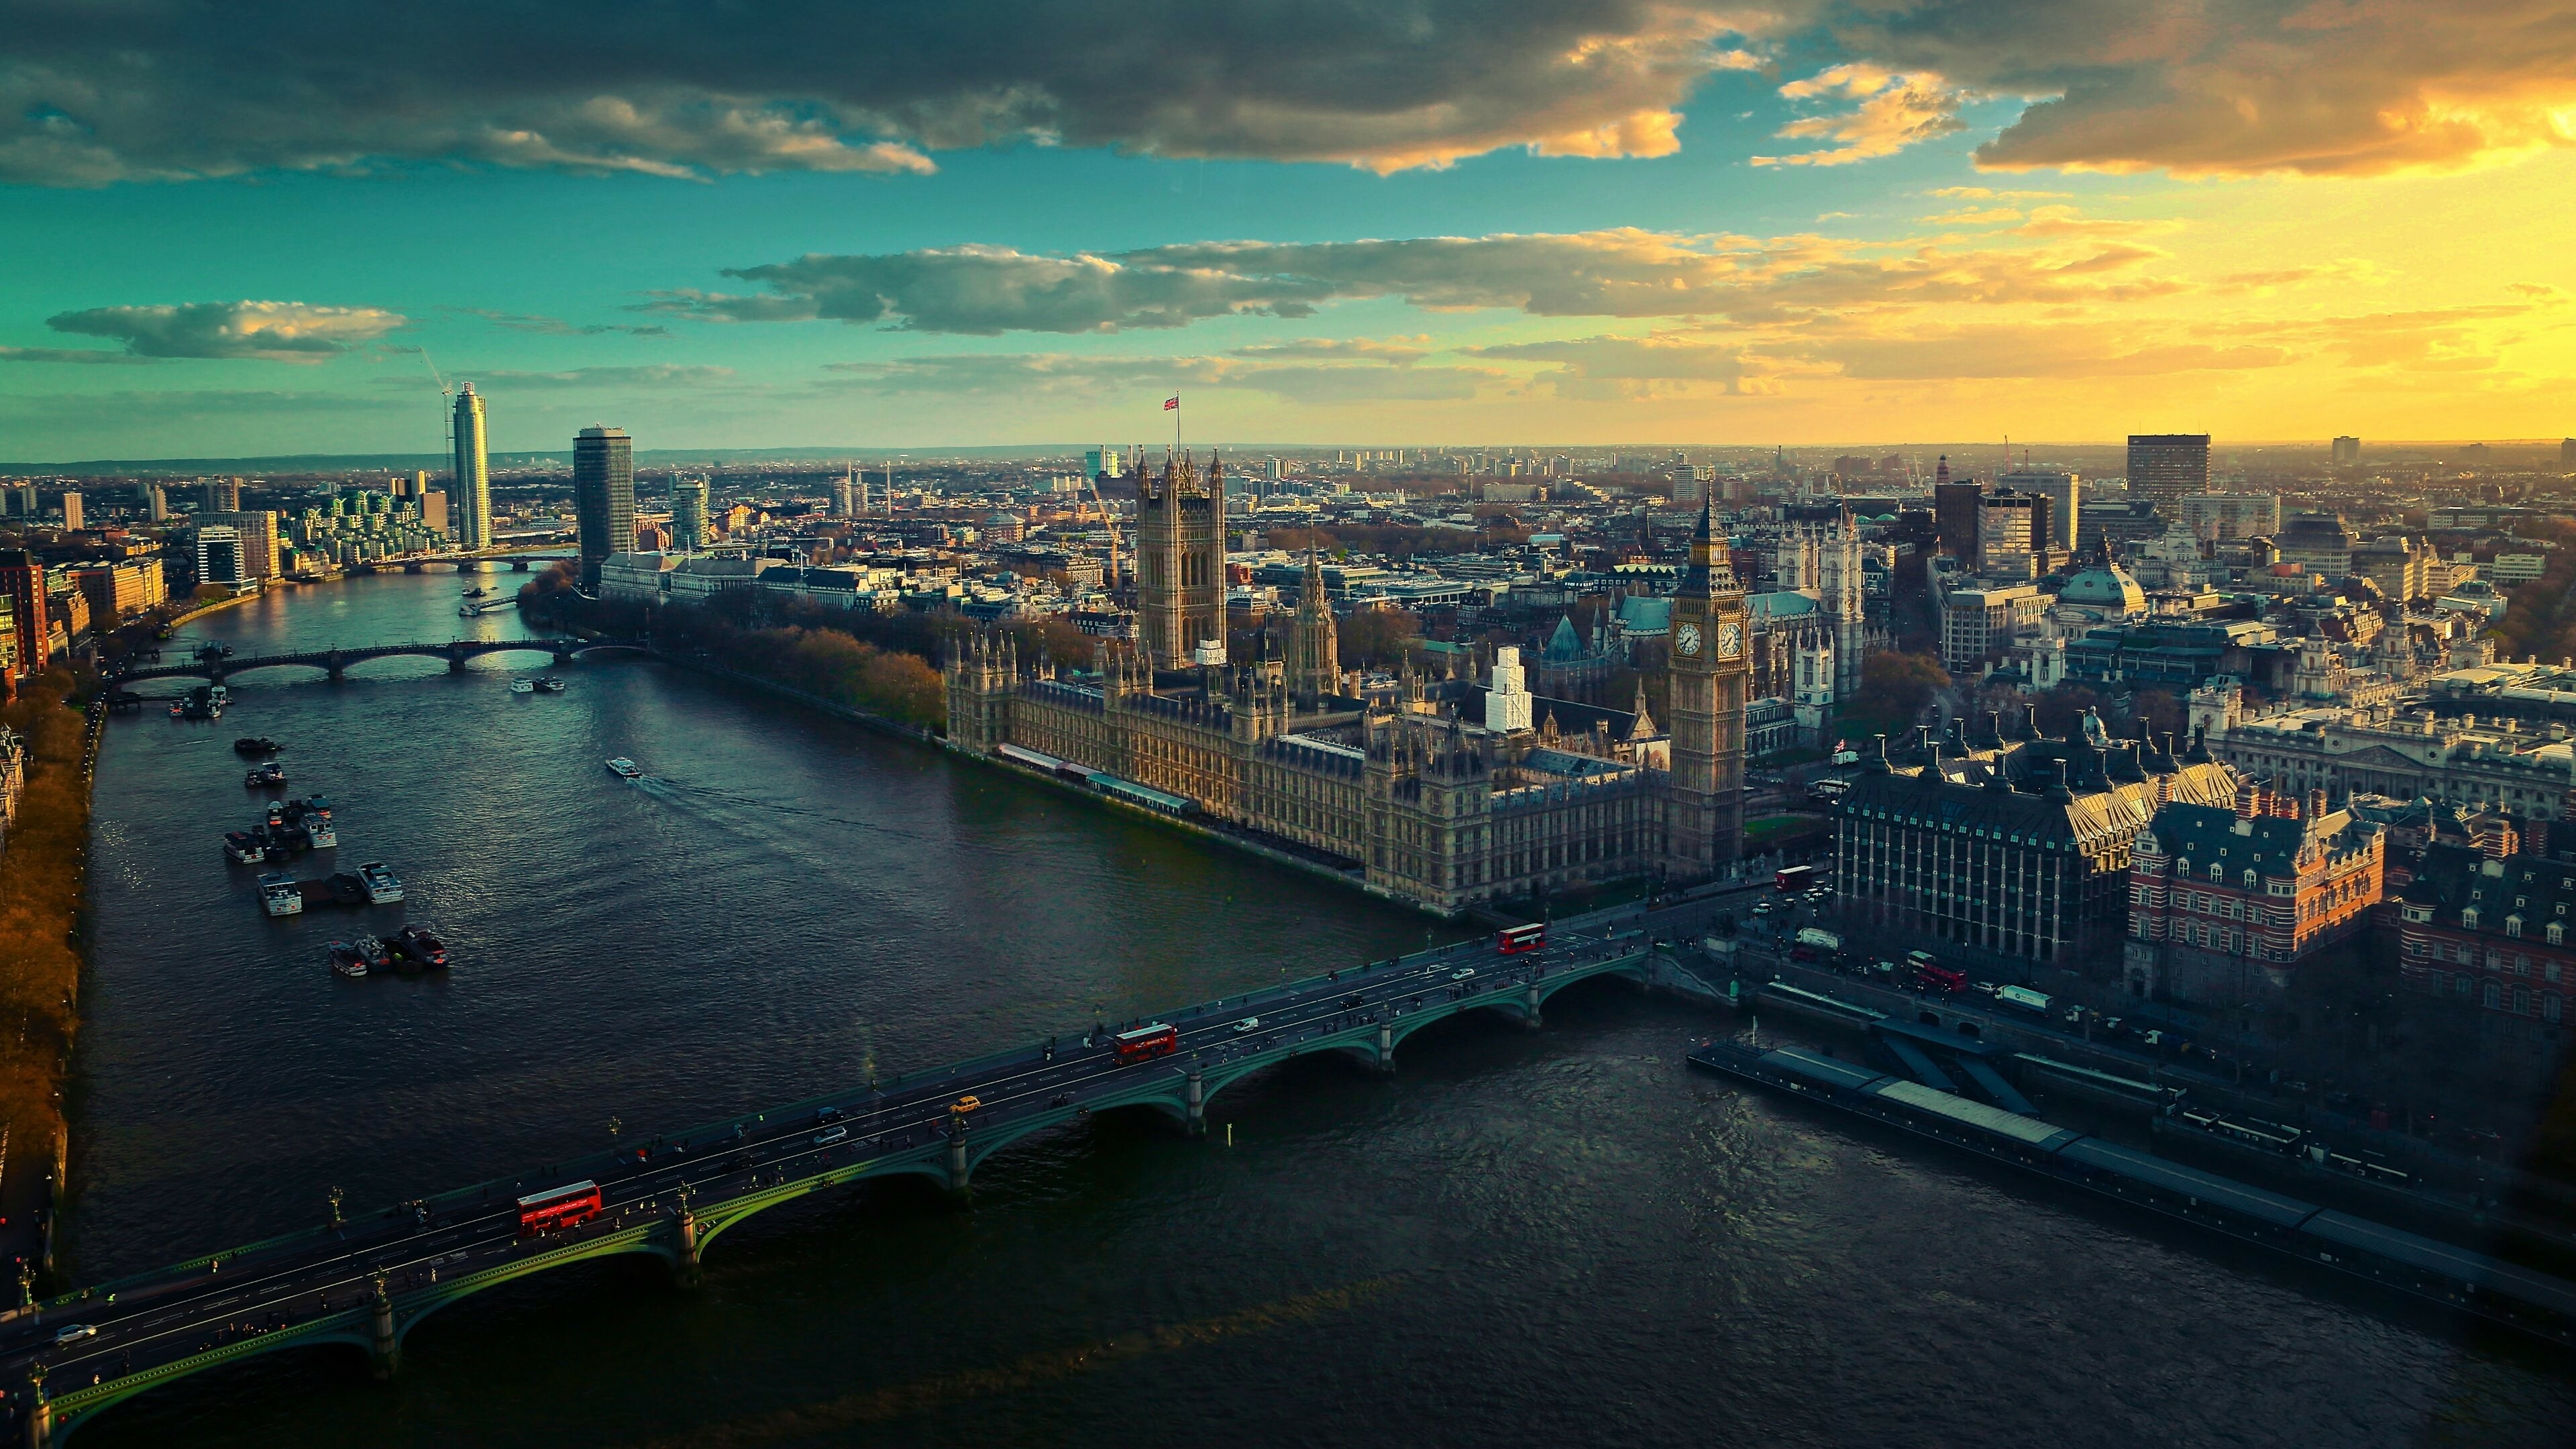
left=451, top=383, right=491, bottom=549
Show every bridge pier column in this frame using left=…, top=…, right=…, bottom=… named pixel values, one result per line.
left=1523, top=982, right=1544, bottom=1030
left=447, top=651, right=467, bottom=674
left=1185, top=1068, right=1205, bottom=1136
left=945, top=1129, right=971, bottom=1199
left=369, top=1277, right=399, bottom=1379
left=1376, top=1021, right=1395, bottom=1075
left=673, top=1205, right=702, bottom=1289
left=326, top=651, right=347, bottom=686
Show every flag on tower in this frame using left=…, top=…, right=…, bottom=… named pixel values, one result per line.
left=1164, top=396, right=1179, bottom=411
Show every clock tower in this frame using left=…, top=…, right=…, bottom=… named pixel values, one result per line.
left=1665, top=498, right=1748, bottom=877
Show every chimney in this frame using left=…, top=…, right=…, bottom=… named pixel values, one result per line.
left=2235, top=778, right=2261, bottom=818
left=2308, top=788, right=2328, bottom=821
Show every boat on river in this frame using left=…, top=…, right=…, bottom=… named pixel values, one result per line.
left=358, top=862, right=404, bottom=904
left=508, top=678, right=535, bottom=694
left=223, top=831, right=266, bottom=865
left=533, top=676, right=566, bottom=694
left=233, top=737, right=283, bottom=756
left=604, top=757, right=642, bottom=779
left=389, top=926, right=449, bottom=969
left=258, top=873, right=303, bottom=917
left=244, top=761, right=288, bottom=788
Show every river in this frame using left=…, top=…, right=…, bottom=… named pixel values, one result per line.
left=71, top=572, right=2575, bottom=1447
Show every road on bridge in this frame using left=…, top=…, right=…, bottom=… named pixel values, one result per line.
left=0, top=879, right=1780, bottom=1441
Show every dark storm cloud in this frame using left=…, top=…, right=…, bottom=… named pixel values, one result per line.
left=0, top=1, right=1760, bottom=184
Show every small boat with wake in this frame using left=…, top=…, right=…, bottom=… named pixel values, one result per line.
left=245, top=760, right=288, bottom=788
left=508, top=678, right=535, bottom=694
left=604, top=757, right=642, bottom=779
left=233, top=737, right=283, bottom=756
left=533, top=676, right=567, bottom=694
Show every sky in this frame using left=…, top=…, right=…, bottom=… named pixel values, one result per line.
left=2, top=1, right=2573, bottom=462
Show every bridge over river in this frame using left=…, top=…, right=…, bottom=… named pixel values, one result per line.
left=1, top=908, right=1676, bottom=1444
left=113, top=638, right=649, bottom=686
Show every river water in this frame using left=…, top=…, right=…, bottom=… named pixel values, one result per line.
left=72, top=574, right=2575, bottom=1447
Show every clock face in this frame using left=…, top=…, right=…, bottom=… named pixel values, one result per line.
left=1715, top=621, right=1743, bottom=658
left=1674, top=623, right=1702, bottom=657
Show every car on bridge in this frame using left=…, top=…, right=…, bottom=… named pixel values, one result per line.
left=1232, top=1016, right=1260, bottom=1034
left=1450, top=967, right=1476, bottom=981
left=951, top=1095, right=981, bottom=1115
left=52, top=1324, right=97, bottom=1348
left=812, top=1126, right=849, bottom=1146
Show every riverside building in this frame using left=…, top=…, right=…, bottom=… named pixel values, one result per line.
left=2123, top=782, right=2385, bottom=1002
left=944, top=488, right=1752, bottom=914
left=1828, top=716, right=2239, bottom=970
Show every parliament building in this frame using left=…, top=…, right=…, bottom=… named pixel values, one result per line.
left=945, top=452, right=1752, bottom=914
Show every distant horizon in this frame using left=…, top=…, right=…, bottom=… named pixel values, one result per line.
left=6, top=436, right=2572, bottom=478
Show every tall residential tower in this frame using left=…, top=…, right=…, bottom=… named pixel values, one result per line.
left=451, top=383, right=490, bottom=549
left=574, top=425, right=635, bottom=591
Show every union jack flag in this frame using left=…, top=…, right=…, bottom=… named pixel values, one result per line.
left=1164, top=396, right=1179, bottom=411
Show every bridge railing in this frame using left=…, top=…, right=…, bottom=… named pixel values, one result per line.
left=46, top=927, right=1515, bottom=1309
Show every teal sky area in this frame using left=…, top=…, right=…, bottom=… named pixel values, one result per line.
left=3, top=3, right=2569, bottom=462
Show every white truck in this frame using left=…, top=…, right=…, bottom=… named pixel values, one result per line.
left=1995, top=985, right=2054, bottom=1015
left=1793, top=927, right=1841, bottom=954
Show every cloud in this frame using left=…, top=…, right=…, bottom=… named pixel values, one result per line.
left=1466, top=331, right=1756, bottom=399
left=445, top=307, right=669, bottom=338
left=0, top=1, right=1768, bottom=184
left=1926, top=186, right=2069, bottom=200
left=0, top=345, right=158, bottom=364
left=454, top=364, right=739, bottom=389
left=674, top=228, right=2188, bottom=335
left=2010, top=205, right=2174, bottom=239
left=1226, top=336, right=1434, bottom=363
left=822, top=352, right=1495, bottom=405
left=44, top=301, right=407, bottom=360
left=1825, top=0, right=2576, bottom=178
left=1753, top=64, right=1966, bottom=167
left=2209, top=259, right=2390, bottom=293
left=1775, top=323, right=2296, bottom=380
left=1921, top=206, right=2022, bottom=226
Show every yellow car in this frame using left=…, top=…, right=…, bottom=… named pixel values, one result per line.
left=951, top=1095, right=981, bottom=1114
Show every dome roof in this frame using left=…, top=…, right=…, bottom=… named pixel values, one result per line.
left=2059, top=564, right=2147, bottom=611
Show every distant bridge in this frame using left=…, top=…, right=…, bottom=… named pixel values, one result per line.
left=1, top=917, right=1666, bottom=1445
left=113, top=637, right=649, bottom=686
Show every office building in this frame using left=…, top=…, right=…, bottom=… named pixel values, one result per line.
left=2126, top=434, right=2211, bottom=508
left=143, top=483, right=167, bottom=523
left=453, top=383, right=491, bottom=549
left=195, top=525, right=244, bottom=587
left=672, top=476, right=710, bottom=553
left=2561, top=438, right=2575, bottom=470
left=1831, top=724, right=2239, bottom=969
left=1085, top=447, right=1122, bottom=480
left=1974, top=490, right=2047, bottom=578
left=1932, top=459, right=1981, bottom=568
left=419, top=490, right=449, bottom=535
left=2124, top=784, right=2384, bottom=1002
left=2275, top=511, right=2355, bottom=581
left=1998, top=470, right=2079, bottom=549
left=202, top=477, right=241, bottom=512
left=1939, top=582, right=2044, bottom=671
left=574, top=425, right=636, bottom=591
left=201, top=511, right=281, bottom=580
left=58, top=492, right=81, bottom=531
left=5, top=486, right=33, bottom=519
left=0, top=550, right=48, bottom=682
left=2332, top=435, right=2361, bottom=466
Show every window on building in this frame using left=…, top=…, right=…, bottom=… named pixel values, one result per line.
left=2508, top=916, right=2524, bottom=938
left=2209, top=863, right=2225, bottom=881
left=2463, top=908, right=2480, bottom=929
left=2549, top=995, right=2564, bottom=1024
left=2485, top=980, right=2503, bottom=1010
left=2458, top=974, right=2475, bottom=999
left=2243, top=869, right=2257, bottom=888
left=2551, top=923, right=2565, bottom=946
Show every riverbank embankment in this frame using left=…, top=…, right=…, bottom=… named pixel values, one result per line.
left=0, top=677, right=100, bottom=1291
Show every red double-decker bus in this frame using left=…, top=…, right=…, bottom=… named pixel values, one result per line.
left=517, top=1180, right=604, bottom=1235
left=1114, top=1023, right=1179, bottom=1063
left=1497, top=922, right=1546, bottom=954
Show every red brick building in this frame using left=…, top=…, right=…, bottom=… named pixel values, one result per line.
left=2125, top=780, right=2385, bottom=1002
left=2396, top=841, right=2576, bottom=1084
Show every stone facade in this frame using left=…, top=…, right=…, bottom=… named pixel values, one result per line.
left=1132, top=451, right=1228, bottom=671
left=943, top=633, right=1692, bottom=913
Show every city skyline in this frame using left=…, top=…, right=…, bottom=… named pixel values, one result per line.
left=1, top=5, right=2571, bottom=460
